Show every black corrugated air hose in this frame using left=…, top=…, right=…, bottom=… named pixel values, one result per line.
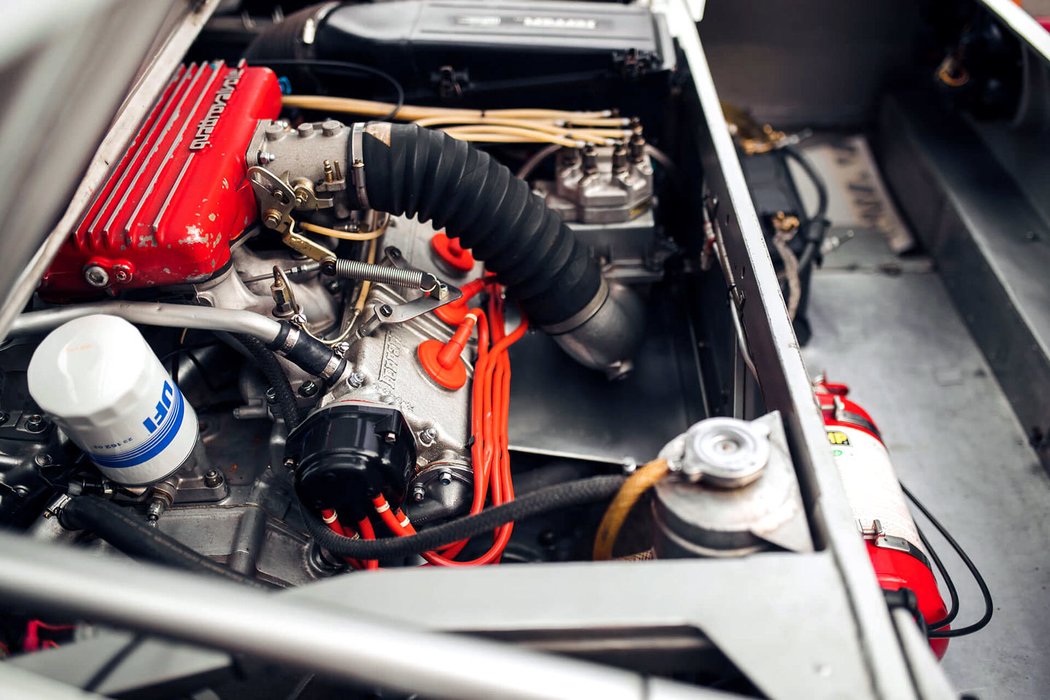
left=355, top=122, right=601, bottom=328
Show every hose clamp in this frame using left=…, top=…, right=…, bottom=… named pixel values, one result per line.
left=540, top=277, right=609, bottom=335
left=279, top=326, right=301, bottom=354
left=350, top=123, right=370, bottom=210
left=319, top=354, right=345, bottom=381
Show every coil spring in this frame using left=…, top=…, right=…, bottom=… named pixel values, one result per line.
left=330, top=258, right=436, bottom=292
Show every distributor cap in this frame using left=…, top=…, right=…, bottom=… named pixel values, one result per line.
left=286, top=401, right=416, bottom=519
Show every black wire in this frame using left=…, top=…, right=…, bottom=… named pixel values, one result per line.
left=82, top=633, right=147, bottom=693
left=285, top=674, right=316, bottom=700
left=216, top=332, right=300, bottom=430
left=916, top=523, right=960, bottom=630
left=781, top=146, right=829, bottom=271
left=901, top=482, right=994, bottom=638
left=256, top=58, right=406, bottom=121
left=301, top=474, right=627, bottom=559
left=781, top=145, right=828, bottom=225
left=156, top=341, right=220, bottom=366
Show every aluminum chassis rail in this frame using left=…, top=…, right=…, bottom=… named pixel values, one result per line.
left=0, top=0, right=955, bottom=697
left=0, top=529, right=735, bottom=700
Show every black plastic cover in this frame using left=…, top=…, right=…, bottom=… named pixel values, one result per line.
left=287, top=402, right=417, bottom=519
left=248, top=0, right=674, bottom=106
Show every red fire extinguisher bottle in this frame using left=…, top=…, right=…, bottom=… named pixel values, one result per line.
left=814, top=378, right=949, bottom=659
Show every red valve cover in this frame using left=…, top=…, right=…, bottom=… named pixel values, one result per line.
left=40, top=62, right=282, bottom=300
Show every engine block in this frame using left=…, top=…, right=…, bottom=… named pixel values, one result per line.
left=323, top=216, right=484, bottom=521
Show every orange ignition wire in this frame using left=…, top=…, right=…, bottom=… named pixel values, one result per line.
left=369, top=291, right=527, bottom=568
left=322, top=509, right=368, bottom=570
left=435, top=278, right=486, bottom=325
left=356, top=517, right=380, bottom=570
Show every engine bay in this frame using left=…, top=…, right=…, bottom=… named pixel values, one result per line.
left=5, top=2, right=707, bottom=576
left=0, top=0, right=1016, bottom=697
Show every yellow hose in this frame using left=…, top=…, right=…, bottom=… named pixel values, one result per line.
left=280, top=95, right=614, bottom=122
left=300, top=221, right=386, bottom=241
left=353, top=237, right=379, bottom=315
left=441, top=126, right=583, bottom=148
left=415, top=116, right=630, bottom=143
left=592, top=459, right=670, bottom=561
left=414, top=115, right=576, bottom=133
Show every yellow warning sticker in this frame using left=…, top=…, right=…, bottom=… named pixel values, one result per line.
left=826, top=430, right=851, bottom=446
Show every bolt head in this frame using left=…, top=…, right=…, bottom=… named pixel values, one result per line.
left=265, top=387, right=278, bottom=404
left=112, top=266, right=132, bottom=283
left=0, top=411, right=9, bottom=426
left=84, top=265, right=110, bottom=288
left=262, top=209, right=283, bottom=229
left=412, top=485, right=427, bottom=502
left=258, top=151, right=277, bottom=164
left=298, top=381, right=319, bottom=398
left=419, top=427, right=438, bottom=446
left=33, top=453, right=52, bottom=467
left=347, top=372, right=365, bottom=389
left=24, top=414, right=47, bottom=433
left=439, top=470, right=453, bottom=486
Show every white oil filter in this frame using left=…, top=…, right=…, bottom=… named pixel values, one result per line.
left=27, top=315, right=198, bottom=485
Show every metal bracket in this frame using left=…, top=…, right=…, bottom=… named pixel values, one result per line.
left=703, top=193, right=759, bottom=385
left=352, top=251, right=462, bottom=340
left=280, top=221, right=336, bottom=263
left=248, top=166, right=335, bottom=237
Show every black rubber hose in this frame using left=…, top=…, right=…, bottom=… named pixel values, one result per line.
left=301, top=474, right=627, bottom=559
left=61, top=496, right=270, bottom=590
left=232, top=333, right=300, bottom=429
left=357, top=123, right=601, bottom=327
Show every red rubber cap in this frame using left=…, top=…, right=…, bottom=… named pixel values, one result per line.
left=431, top=232, right=475, bottom=272
left=417, top=314, right=477, bottom=391
left=418, top=339, right=467, bottom=390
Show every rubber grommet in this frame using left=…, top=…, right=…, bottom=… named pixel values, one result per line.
left=417, top=339, right=467, bottom=390
left=430, top=233, right=475, bottom=273
left=434, top=301, right=470, bottom=326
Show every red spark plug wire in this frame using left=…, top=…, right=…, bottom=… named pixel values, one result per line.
left=376, top=281, right=527, bottom=566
